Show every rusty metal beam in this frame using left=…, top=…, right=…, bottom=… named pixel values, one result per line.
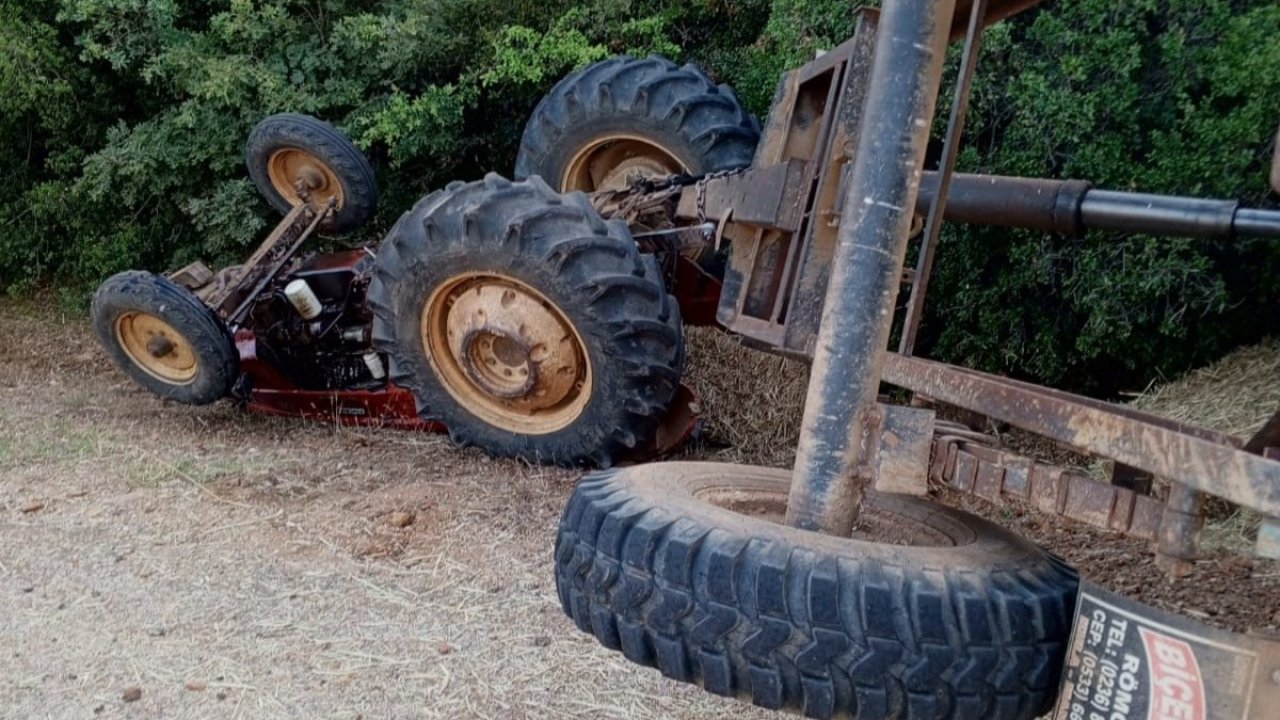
left=674, top=160, right=808, bottom=231
left=951, top=0, right=1040, bottom=40
left=881, top=353, right=1280, bottom=517
left=932, top=435, right=1166, bottom=540
left=786, top=0, right=958, bottom=535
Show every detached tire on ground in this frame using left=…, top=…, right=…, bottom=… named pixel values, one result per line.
left=367, top=174, right=684, bottom=467
left=246, top=113, right=378, bottom=234
left=91, top=271, right=238, bottom=405
left=515, top=56, right=760, bottom=192
left=555, top=463, right=1079, bottom=720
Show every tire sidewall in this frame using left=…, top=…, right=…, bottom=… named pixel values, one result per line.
left=605, top=462, right=1053, bottom=572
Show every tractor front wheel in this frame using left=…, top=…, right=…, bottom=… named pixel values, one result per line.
left=92, top=271, right=239, bottom=405
left=245, top=113, right=378, bottom=234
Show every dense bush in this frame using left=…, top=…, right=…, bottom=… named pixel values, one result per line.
left=2, top=0, right=1277, bottom=395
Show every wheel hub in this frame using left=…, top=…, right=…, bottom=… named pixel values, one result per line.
left=267, top=148, right=345, bottom=208
left=146, top=334, right=177, bottom=359
left=424, top=274, right=592, bottom=434
left=562, top=135, right=688, bottom=192
left=115, top=312, right=199, bottom=385
left=459, top=329, right=538, bottom=400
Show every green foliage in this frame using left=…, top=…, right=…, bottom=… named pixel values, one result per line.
left=0, top=0, right=692, bottom=293
left=911, top=0, right=1280, bottom=393
left=1, top=0, right=1277, bottom=396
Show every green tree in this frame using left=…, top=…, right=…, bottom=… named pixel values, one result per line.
left=1, top=0, right=1276, bottom=396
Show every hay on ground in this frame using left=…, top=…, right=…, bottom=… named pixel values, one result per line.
left=1132, top=338, right=1280, bottom=440
left=682, top=327, right=810, bottom=468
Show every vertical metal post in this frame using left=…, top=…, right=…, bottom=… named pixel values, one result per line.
left=786, top=0, right=959, bottom=534
left=1155, top=482, right=1203, bottom=577
left=899, top=0, right=988, bottom=357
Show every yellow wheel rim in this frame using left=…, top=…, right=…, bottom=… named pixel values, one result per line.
left=267, top=148, right=345, bottom=208
left=114, top=312, right=199, bottom=385
left=422, top=273, right=592, bottom=435
left=561, top=134, right=688, bottom=192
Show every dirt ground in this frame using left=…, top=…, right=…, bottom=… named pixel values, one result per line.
left=0, top=302, right=776, bottom=719
left=3, top=300, right=1278, bottom=719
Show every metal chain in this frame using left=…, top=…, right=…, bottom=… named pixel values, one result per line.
left=695, top=168, right=747, bottom=225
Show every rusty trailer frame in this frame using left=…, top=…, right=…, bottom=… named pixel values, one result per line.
left=636, top=0, right=1280, bottom=566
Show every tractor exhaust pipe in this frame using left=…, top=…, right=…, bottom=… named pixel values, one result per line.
left=917, top=172, right=1280, bottom=239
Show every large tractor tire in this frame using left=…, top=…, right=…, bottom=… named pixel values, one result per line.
left=515, top=56, right=760, bottom=193
left=555, top=463, right=1079, bottom=720
left=92, top=271, right=239, bottom=405
left=366, top=174, right=684, bottom=467
left=246, top=113, right=378, bottom=234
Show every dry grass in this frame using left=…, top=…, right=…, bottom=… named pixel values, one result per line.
left=681, top=326, right=810, bottom=468
left=0, top=303, right=775, bottom=720
left=1129, top=339, right=1280, bottom=550
left=1131, top=339, right=1280, bottom=438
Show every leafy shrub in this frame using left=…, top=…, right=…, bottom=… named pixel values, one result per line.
left=1, top=0, right=1277, bottom=396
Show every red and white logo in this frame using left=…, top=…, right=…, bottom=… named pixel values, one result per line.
left=1140, top=627, right=1206, bottom=720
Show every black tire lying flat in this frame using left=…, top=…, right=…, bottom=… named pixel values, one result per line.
left=555, top=463, right=1079, bottom=720
left=515, top=56, right=760, bottom=191
left=92, top=271, right=238, bottom=405
left=246, top=113, right=378, bottom=234
left=366, top=174, right=684, bottom=467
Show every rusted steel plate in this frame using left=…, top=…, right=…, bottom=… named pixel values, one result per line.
left=951, top=0, right=1041, bottom=40
left=952, top=450, right=978, bottom=492
left=1257, top=517, right=1280, bottom=559
left=1129, top=497, right=1163, bottom=542
left=1030, top=463, right=1067, bottom=515
left=933, top=435, right=1165, bottom=542
left=1002, top=455, right=1034, bottom=498
left=675, top=160, right=808, bottom=230
left=874, top=404, right=934, bottom=496
left=1109, top=487, right=1136, bottom=533
left=883, top=354, right=1280, bottom=517
left=781, top=19, right=880, bottom=358
left=1062, top=473, right=1117, bottom=528
left=974, top=461, right=1004, bottom=502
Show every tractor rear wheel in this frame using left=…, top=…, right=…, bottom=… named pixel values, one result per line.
left=367, top=174, right=683, bottom=467
left=92, top=271, right=238, bottom=405
left=246, top=113, right=378, bottom=234
left=555, top=462, right=1079, bottom=720
left=515, top=56, right=760, bottom=192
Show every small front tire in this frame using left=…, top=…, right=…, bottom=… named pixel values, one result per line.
left=245, top=113, right=378, bottom=234
left=92, top=271, right=239, bottom=405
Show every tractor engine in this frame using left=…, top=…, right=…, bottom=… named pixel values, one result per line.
left=247, top=249, right=381, bottom=391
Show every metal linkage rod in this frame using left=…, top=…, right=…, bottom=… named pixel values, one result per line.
left=900, top=0, right=988, bottom=357
left=786, top=0, right=959, bottom=534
